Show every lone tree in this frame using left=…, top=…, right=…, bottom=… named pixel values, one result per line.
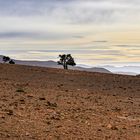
left=58, top=54, right=76, bottom=69
left=3, top=56, right=10, bottom=63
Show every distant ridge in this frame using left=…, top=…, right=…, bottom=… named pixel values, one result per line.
left=103, top=65, right=140, bottom=75
left=0, top=55, right=111, bottom=74
left=15, top=60, right=111, bottom=73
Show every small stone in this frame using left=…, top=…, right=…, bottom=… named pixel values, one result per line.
left=46, top=121, right=51, bottom=125
left=107, top=124, right=112, bottom=129
left=98, top=129, right=102, bottom=131
left=107, top=124, right=118, bottom=130
left=7, top=110, right=13, bottom=115
left=26, top=94, right=34, bottom=98
left=47, top=101, right=57, bottom=107
left=25, top=132, right=30, bottom=136
left=6, top=134, right=10, bottom=137
left=111, top=126, right=118, bottom=130
left=20, top=99, right=25, bottom=104
left=39, top=97, right=46, bottom=100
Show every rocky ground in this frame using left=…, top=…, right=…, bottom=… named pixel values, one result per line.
left=0, top=64, right=140, bottom=140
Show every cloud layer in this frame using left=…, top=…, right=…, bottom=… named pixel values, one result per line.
left=0, top=0, right=140, bottom=66
left=0, top=0, right=140, bottom=24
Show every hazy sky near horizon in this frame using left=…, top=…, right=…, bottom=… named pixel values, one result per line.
left=0, top=0, right=140, bottom=66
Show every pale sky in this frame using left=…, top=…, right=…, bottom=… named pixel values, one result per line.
left=0, top=0, right=140, bottom=66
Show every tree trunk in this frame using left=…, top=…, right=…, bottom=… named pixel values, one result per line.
left=65, top=64, right=68, bottom=70
left=63, top=61, right=68, bottom=70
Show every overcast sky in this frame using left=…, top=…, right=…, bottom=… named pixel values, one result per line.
left=0, top=0, right=140, bottom=66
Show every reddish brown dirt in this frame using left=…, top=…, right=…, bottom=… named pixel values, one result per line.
left=0, top=64, right=140, bottom=140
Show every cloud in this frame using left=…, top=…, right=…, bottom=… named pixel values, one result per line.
left=0, top=32, right=36, bottom=39
left=72, top=36, right=85, bottom=39
left=0, top=0, right=140, bottom=24
left=0, top=31, right=86, bottom=40
left=93, top=40, right=108, bottom=43
left=116, top=45, right=140, bottom=48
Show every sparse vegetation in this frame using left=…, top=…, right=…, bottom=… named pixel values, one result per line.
left=16, top=88, right=25, bottom=93
left=9, top=60, right=15, bottom=64
left=2, top=56, right=15, bottom=64
left=3, top=56, right=10, bottom=63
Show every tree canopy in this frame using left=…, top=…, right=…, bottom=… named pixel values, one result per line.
left=58, top=54, right=76, bottom=69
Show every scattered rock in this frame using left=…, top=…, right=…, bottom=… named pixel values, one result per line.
left=39, top=97, right=46, bottom=101
left=26, top=94, right=34, bottom=98
left=112, top=107, right=121, bottom=112
left=20, top=99, right=25, bottom=104
left=50, top=115, right=60, bottom=120
left=16, top=89, right=25, bottom=93
left=46, top=121, right=51, bottom=125
left=50, top=112, right=60, bottom=120
left=107, top=124, right=118, bottom=130
left=98, top=129, right=102, bottom=131
left=7, top=110, right=14, bottom=115
left=0, top=63, right=139, bottom=139
left=6, top=134, right=10, bottom=138
left=67, top=101, right=71, bottom=104
left=47, top=101, right=57, bottom=108
left=25, top=132, right=30, bottom=136
left=57, top=84, right=63, bottom=88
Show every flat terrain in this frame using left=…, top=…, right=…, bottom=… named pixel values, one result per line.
left=0, top=64, right=140, bottom=140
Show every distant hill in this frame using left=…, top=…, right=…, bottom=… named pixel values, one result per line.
left=103, top=65, right=140, bottom=75
left=15, top=60, right=111, bottom=73
left=1, top=55, right=140, bottom=75
left=0, top=55, right=111, bottom=74
left=72, top=66, right=111, bottom=73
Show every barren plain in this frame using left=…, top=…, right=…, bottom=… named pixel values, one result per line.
left=0, top=64, right=140, bottom=140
